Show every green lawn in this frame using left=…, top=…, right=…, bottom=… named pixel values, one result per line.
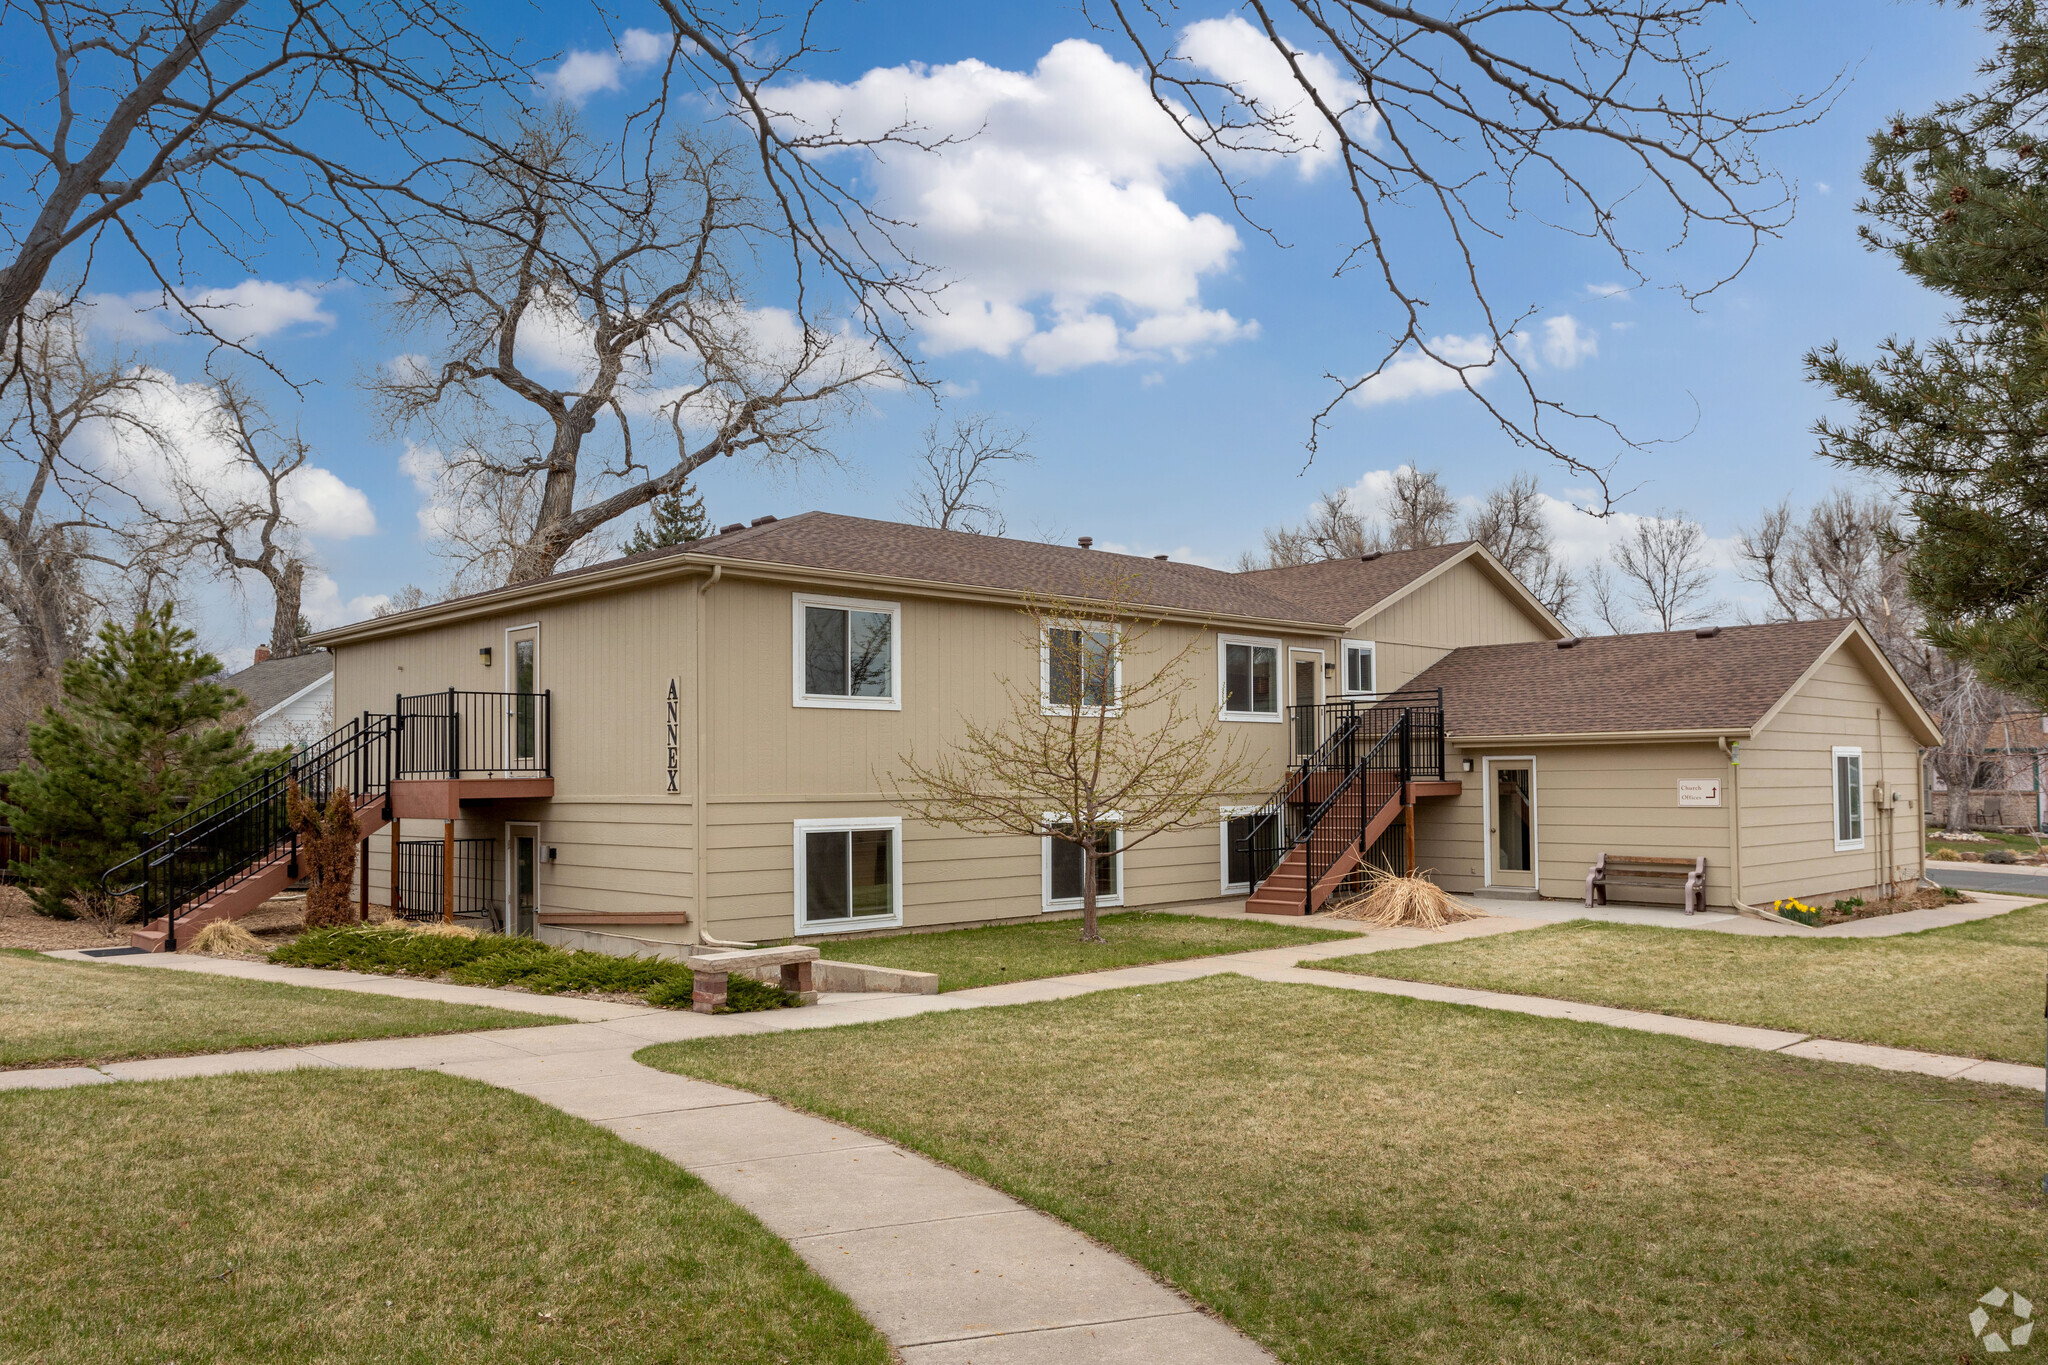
left=0, top=1069, right=889, bottom=1364
left=1308, top=903, right=2048, bottom=1065
left=1927, top=829, right=2044, bottom=858
left=641, top=975, right=2046, bottom=1365
left=1, top=948, right=562, bottom=1068
left=812, top=909, right=1354, bottom=990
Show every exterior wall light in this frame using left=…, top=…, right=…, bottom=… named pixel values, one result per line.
left=1461, top=758, right=1474, bottom=772
left=479, top=647, right=493, bottom=667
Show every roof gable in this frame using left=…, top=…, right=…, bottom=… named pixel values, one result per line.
left=225, top=652, right=334, bottom=718
left=1409, top=619, right=1862, bottom=739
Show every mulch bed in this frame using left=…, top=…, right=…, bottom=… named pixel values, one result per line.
left=0, top=885, right=310, bottom=952
left=1812, top=886, right=1971, bottom=925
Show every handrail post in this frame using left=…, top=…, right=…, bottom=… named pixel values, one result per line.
left=544, top=689, right=553, bottom=776
left=446, top=687, right=459, bottom=779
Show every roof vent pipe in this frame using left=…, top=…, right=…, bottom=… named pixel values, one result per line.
left=1555, top=637, right=1581, bottom=649
left=1153, top=554, right=1168, bottom=561
left=1694, top=625, right=1721, bottom=638
left=1359, top=551, right=1383, bottom=562
left=1078, top=536, right=1093, bottom=549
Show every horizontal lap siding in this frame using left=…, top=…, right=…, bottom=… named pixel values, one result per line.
left=1420, top=744, right=1733, bottom=905
left=1739, top=652, right=1925, bottom=904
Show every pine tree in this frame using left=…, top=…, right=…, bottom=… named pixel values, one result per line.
left=1806, top=0, right=2048, bottom=707
left=624, top=482, right=710, bottom=555
left=3, top=606, right=260, bottom=922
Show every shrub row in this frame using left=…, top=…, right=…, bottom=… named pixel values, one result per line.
left=271, top=925, right=797, bottom=1013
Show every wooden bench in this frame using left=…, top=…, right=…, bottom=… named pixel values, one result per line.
left=689, top=945, right=820, bottom=1013
left=1585, top=854, right=1708, bottom=915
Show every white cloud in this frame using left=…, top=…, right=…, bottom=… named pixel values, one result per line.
left=400, top=441, right=463, bottom=542
left=545, top=27, right=667, bottom=104
left=1538, top=314, right=1597, bottom=369
left=1815, top=180, right=1832, bottom=195
left=1537, top=496, right=1739, bottom=571
left=83, top=280, right=333, bottom=343
left=77, top=370, right=375, bottom=539
left=301, top=572, right=393, bottom=629
left=772, top=38, right=1260, bottom=373
left=1349, top=334, right=1497, bottom=407
left=1584, top=282, right=1631, bottom=300
left=1176, top=16, right=1378, bottom=178
left=1095, top=540, right=1227, bottom=569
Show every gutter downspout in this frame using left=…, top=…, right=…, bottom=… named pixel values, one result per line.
left=1719, top=735, right=1794, bottom=924
left=692, top=564, right=721, bottom=948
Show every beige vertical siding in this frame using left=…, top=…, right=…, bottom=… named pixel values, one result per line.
left=1352, top=558, right=1557, bottom=692
left=1738, top=650, right=1926, bottom=904
left=1418, top=742, right=1736, bottom=907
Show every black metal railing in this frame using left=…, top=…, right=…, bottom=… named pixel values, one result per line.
left=396, top=689, right=551, bottom=779
left=396, top=837, right=499, bottom=926
left=102, top=712, right=401, bottom=950
left=1237, top=689, right=1444, bottom=909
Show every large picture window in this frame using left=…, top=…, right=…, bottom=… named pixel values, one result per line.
left=794, top=818, right=903, bottom=933
left=1043, top=624, right=1119, bottom=712
left=1044, top=824, right=1122, bottom=910
left=1832, top=746, right=1864, bottom=851
left=793, top=594, right=900, bottom=710
left=1219, top=636, right=1281, bottom=719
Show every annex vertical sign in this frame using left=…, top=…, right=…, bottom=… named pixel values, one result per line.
left=666, top=678, right=680, bottom=794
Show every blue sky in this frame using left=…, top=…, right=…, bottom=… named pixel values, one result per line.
left=17, top=1, right=1997, bottom=662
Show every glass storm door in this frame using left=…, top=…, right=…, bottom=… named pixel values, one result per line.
left=1293, top=657, right=1319, bottom=755
left=1489, top=761, right=1536, bottom=889
left=509, top=828, right=538, bottom=935
left=507, top=628, right=539, bottom=769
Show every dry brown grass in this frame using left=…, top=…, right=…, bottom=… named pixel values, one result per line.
left=186, top=920, right=267, bottom=957
left=1324, top=866, right=1485, bottom=929
left=407, top=921, right=481, bottom=939
left=0, top=1069, right=891, bottom=1364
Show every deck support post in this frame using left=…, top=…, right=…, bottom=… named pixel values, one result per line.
left=441, top=820, right=455, bottom=925
left=391, top=818, right=402, bottom=917
left=1404, top=800, right=1416, bottom=877
left=359, top=835, right=370, bottom=922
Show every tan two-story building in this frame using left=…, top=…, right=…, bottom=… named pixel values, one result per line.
left=280, top=512, right=1936, bottom=949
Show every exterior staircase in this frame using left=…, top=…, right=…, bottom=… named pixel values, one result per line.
left=1238, top=690, right=1446, bottom=917
left=107, top=714, right=403, bottom=952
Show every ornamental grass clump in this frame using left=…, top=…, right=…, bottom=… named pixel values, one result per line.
left=271, top=924, right=796, bottom=1012
left=187, top=920, right=267, bottom=957
left=1325, top=866, right=1484, bottom=930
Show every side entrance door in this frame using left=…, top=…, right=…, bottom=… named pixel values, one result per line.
left=505, top=823, right=539, bottom=935
left=505, top=625, right=540, bottom=772
left=1486, top=758, right=1537, bottom=890
left=1290, top=652, right=1322, bottom=755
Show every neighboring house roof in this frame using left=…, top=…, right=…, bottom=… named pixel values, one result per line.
left=225, top=651, right=334, bottom=720
left=313, top=512, right=1491, bottom=644
left=1409, top=619, right=1940, bottom=743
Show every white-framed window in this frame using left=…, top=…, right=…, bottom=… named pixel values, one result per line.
left=1041, top=622, right=1121, bottom=715
left=1832, top=746, right=1864, bottom=851
left=1220, top=805, right=1260, bottom=894
left=1341, top=639, right=1376, bottom=695
left=792, top=593, right=901, bottom=710
left=793, top=817, right=903, bottom=934
left=1218, top=635, right=1282, bottom=721
left=1042, top=818, right=1123, bottom=911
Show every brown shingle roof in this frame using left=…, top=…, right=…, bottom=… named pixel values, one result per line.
left=1234, top=542, right=1475, bottom=625
left=677, top=513, right=1343, bottom=622
left=1410, top=619, right=1853, bottom=737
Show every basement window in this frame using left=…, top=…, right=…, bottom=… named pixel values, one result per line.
left=794, top=818, right=902, bottom=934
left=1044, top=822, right=1122, bottom=911
left=1832, top=746, right=1864, bottom=851
left=793, top=594, right=900, bottom=710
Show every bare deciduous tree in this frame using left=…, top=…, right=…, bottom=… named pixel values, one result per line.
left=378, top=114, right=893, bottom=589
left=1464, top=473, right=1575, bottom=620
left=1382, top=466, right=1457, bottom=551
left=1736, top=489, right=2006, bottom=832
left=900, top=413, right=1033, bottom=535
left=163, top=378, right=317, bottom=658
left=1096, top=1, right=1833, bottom=498
left=372, top=584, right=432, bottom=619
left=888, top=574, right=1264, bottom=942
left=1602, top=510, right=1721, bottom=632
left=1241, top=487, right=1381, bottom=569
